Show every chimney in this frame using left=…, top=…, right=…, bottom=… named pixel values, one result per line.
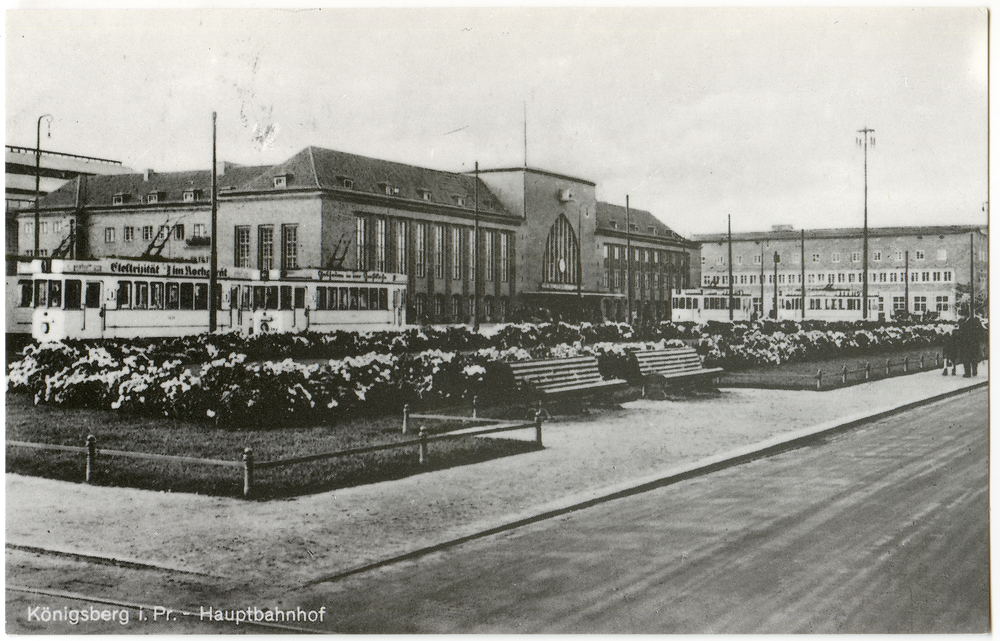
left=143, top=168, right=154, bottom=181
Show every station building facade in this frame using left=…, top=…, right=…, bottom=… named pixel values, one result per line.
left=23, top=145, right=698, bottom=324
left=694, top=224, right=988, bottom=319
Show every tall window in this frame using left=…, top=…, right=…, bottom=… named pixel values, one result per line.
left=356, top=217, right=368, bottom=269
left=468, top=229, right=476, bottom=281
left=282, top=225, right=299, bottom=269
left=542, top=214, right=580, bottom=285
left=394, top=219, right=407, bottom=273
left=452, top=226, right=462, bottom=280
left=104, top=227, right=116, bottom=243
left=483, top=230, right=495, bottom=282
left=499, top=232, right=510, bottom=283
left=142, top=225, right=153, bottom=241
left=434, top=224, right=445, bottom=279
left=235, top=226, right=251, bottom=267
left=123, top=226, right=134, bottom=243
left=415, top=222, right=427, bottom=278
left=174, top=224, right=185, bottom=240
left=258, top=225, right=274, bottom=270
left=374, top=218, right=386, bottom=272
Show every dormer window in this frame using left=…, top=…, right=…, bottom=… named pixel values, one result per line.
left=630, top=223, right=639, bottom=231
left=147, top=191, right=164, bottom=204
left=112, top=193, right=130, bottom=205
left=377, top=182, right=399, bottom=196
left=417, top=188, right=432, bottom=201
left=182, top=189, right=202, bottom=203
left=273, top=175, right=289, bottom=189
left=337, top=176, right=354, bottom=189
left=649, top=226, right=657, bottom=235
left=452, top=195, right=467, bottom=207
left=609, top=221, right=618, bottom=230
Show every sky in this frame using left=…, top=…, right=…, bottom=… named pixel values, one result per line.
left=5, top=8, right=989, bottom=237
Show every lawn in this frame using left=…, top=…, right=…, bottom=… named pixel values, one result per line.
left=5, top=393, right=540, bottom=500
left=720, top=346, right=949, bottom=390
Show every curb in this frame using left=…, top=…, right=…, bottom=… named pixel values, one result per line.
left=300, top=378, right=988, bottom=588
left=4, top=542, right=220, bottom=578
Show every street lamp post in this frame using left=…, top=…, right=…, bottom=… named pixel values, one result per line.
left=473, top=161, right=480, bottom=332
left=857, top=128, right=875, bottom=320
left=34, top=114, right=53, bottom=258
left=773, top=251, right=780, bottom=320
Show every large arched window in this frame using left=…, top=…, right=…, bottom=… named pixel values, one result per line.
left=542, top=214, right=580, bottom=285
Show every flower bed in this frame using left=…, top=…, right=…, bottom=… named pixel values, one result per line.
left=7, top=320, right=955, bottom=426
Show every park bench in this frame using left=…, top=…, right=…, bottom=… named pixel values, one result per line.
left=505, top=355, right=629, bottom=413
left=629, top=347, right=724, bottom=397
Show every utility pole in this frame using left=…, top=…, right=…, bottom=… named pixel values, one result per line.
left=727, top=215, right=734, bottom=321
left=800, top=229, right=806, bottom=319
left=773, top=251, right=780, bottom=320
left=34, top=114, right=53, bottom=258
left=904, top=250, right=909, bottom=314
left=857, top=128, right=875, bottom=319
left=626, top=195, right=632, bottom=324
left=473, top=161, right=480, bottom=332
left=759, top=242, right=765, bottom=320
left=210, top=112, right=218, bottom=332
left=969, top=232, right=975, bottom=318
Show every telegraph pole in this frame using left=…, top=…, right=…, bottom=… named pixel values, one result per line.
left=209, top=112, right=218, bottom=333
left=800, top=229, right=806, bottom=319
left=773, top=251, right=780, bottom=319
left=727, top=215, right=734, bottom=320
left=857, top=128, right=875, bottom=319
left=759, top=242, right=765, bottom=320
left=473, top=161, right=480, bottom=331
left=34, top=114, right=53, bottom=258
left=626, top=195, right=632, bottom=324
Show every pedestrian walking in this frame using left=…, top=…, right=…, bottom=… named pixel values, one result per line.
left=957, top=316, right=986, bottom=378
left=942, top=326, right=958, bottom=376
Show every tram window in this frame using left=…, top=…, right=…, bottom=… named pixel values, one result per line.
left=64, top=280, right=82, bottom=310
left=116, top=281, right=131, bottom=309
left=253, top=286, right=265, bottom=310
left=180, top=282, right=194, bottom=310
left=34, top=281, right=47, bottom=308
left=85, top=282, right=102, bottom=309
left=193, top=283, right=209, bottom=310
left=379, top=287, right=388, bottom=310
left=266, top=286, right=279, bottom=310
left=166, top=283, right=181, bottom=310
left=349, top=287, right=360, bottom=310
left=359, top=287, right=369, bottom=310
left=692, top=298, right=698, bottom=309
left=340, top=288, right=350, bottom=311
left=150, top=282, right=165, bottom=309
left=316, top=287, right=327, bottom=310
left=134, top=282, right=149, bottom=309
left=18, top=280, right=32, bottom=307
left=279, top=286, right=292, bottom=310
left=294, top=287, right=305, bottom=309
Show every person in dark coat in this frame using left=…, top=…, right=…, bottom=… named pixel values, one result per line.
left=957, top=316, right=985, bottom=377
left=942, top=325, right=958, bottom=376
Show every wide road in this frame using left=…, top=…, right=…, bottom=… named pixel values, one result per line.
left=289, top=387, right=989, bottom=633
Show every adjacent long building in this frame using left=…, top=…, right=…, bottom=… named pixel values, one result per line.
left=694, top=224, right=988, bottom=320
left=19, top=146, right=698, bottom=325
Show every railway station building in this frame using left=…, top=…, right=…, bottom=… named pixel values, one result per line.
left=21, top=145, right=698, bottom=325
left=694, top=224, right=988, bottom=320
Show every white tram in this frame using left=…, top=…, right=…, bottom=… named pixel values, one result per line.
left=11, top=258, right=407, bottom=342
left=670, top=289, right=754, bottom=323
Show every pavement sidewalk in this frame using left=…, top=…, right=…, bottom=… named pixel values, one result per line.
left=5, top=363, right=988, bottom=595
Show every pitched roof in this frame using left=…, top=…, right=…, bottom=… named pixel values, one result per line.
left=235, top=146, right=514, bottom=217
left=595, top=201, right=687, bottom=242
left=692, top=224, right=988, bottom=243
left=37, top=163, right=270, bottom=209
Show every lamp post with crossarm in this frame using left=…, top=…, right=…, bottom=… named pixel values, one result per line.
left=857, top=127, right=875, bottom=320
left=33, top=114, right=53, bottom=258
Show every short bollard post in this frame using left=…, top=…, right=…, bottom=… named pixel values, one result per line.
left=85, top=434, right=97, bottom=484
left=841, top=365, right=847, bottom=384
left=816, top=369, right=822, bottom=390
left=885, top=359, right=890, bottom=375
left=242, top=447, right=254, bottom=498
left=402, top=404, right=410, bottom=434
left=534, top=409, right=544, bottom=446
left=936, top=353, right=940, bottom=368
left=865, top=361, right=871, bottom=381
left=418, top=427, right=429, bottom=465
left=472, top=395, right=478, bottom=420
left=903, top=356, right=908, bottom=373
left=920, top=355, right=925, bottom=370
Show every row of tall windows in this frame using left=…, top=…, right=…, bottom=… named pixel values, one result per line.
left=235, top=224, right=298, bottom=270
left=357, top=216, right=512, bottom=282
left=715, top=247, right=951, bottom=267
left=603, top=243, right=688, bottom=292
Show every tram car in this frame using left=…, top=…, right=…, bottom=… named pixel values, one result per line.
left=670, top=289, right=754, bottom=322
left=12, top=258, right=407, bottom=342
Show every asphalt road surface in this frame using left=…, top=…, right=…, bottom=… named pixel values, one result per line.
left=292, top=387, right=989, bottom=633
left=7, top=388, right=988, bottom=633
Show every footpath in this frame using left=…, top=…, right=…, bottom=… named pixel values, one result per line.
left=5, top=363, right=988, bottom=596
